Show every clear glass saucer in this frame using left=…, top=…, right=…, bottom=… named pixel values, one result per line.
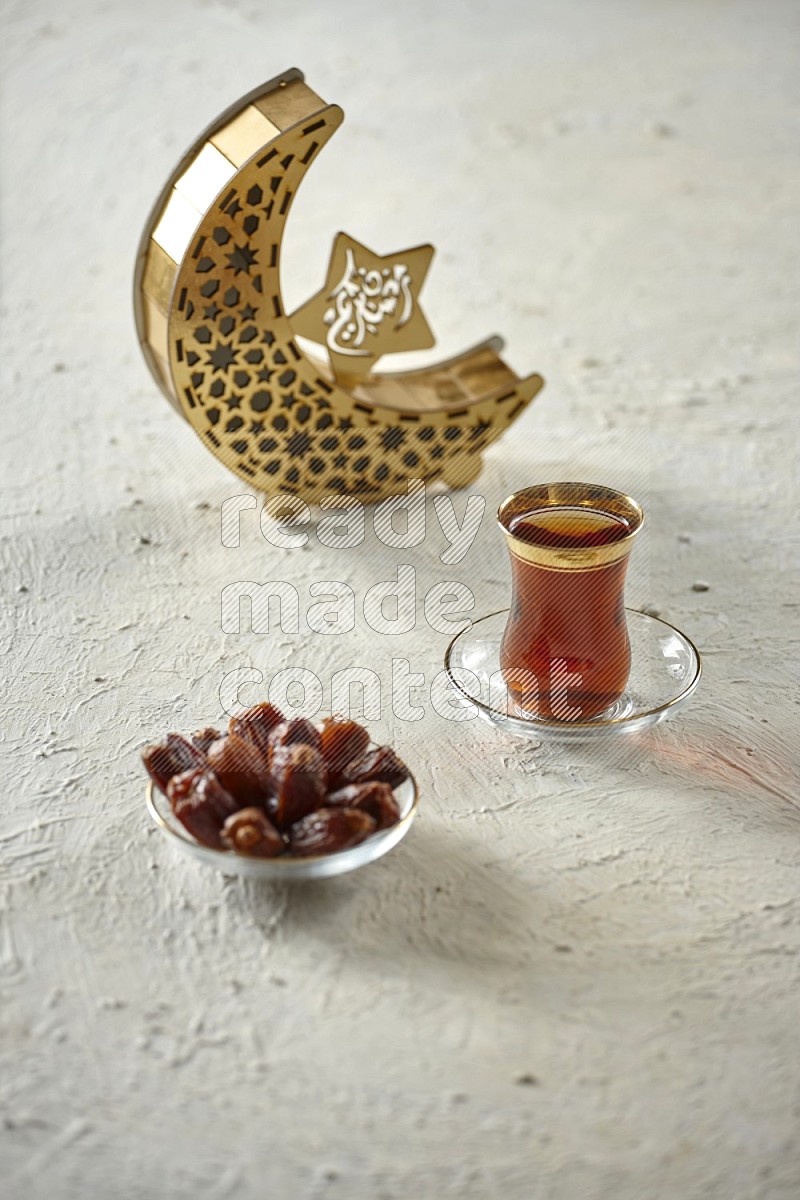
left=444, top=608, right=701, bottom=739
left=146, top=772, right=418, bottom=880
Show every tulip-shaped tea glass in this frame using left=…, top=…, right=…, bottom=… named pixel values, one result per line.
left=498, top=482, right=644, bottom=721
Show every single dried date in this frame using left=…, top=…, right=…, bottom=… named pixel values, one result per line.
left=167, top=768, right=239, bottom=849
left=220, top=808, right=284, bottom=857
left=229, top=702, right=284, bottom=754
left=268, top=743, right=326, bottom=829
left=288, top=807, right=376, bottom=857
left=319, top=717, right=370, bottom=785
left=191, top=726, right=222, bottom=754
left=207, top=734, right=271, bottom=806
left=142, top=733, right=206, bottom=794
left=327, top=782, right=400, bottom=830
left=268, top=717, right=322, bottom=754
left=342, top=745, right=410, bottom=789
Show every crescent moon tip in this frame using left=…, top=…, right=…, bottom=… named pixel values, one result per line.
left=521, top=372, right=546, bottom=398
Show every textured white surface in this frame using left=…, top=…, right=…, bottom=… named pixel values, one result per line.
left=2, top=1, right=799, bottom=1197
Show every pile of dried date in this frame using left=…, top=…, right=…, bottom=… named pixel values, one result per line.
left=142, top=703, right=410, bottom=858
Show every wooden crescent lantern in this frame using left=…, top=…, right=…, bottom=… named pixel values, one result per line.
left=134, top=69, right=544, bottom=503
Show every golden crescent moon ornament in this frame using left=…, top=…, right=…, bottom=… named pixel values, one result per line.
left=134, top=69, right=544, bottom=503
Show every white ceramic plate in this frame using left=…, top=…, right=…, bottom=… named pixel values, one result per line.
left=146, top=771, right=418, bottom=880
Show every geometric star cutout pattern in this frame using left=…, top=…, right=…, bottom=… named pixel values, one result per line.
left=207, top=341, right=238, bottom=374
left=290, top=232, right=436, bottom=380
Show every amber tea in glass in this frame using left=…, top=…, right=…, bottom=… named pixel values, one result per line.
left=497, top=483, right=644, bottom=720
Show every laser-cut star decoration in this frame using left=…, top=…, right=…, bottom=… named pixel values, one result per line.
left=291, top=232, right=435, bottom=381
left=207, top=340, right=238, bottom=374
left=226, top=242, right=257, bottom=275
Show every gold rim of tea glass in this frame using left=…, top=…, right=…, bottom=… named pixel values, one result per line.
left=145, top=768, right=420, bottom=866
left=444, top=608, right=702, bottom=728
left=497, top=481, right=644, bottom=570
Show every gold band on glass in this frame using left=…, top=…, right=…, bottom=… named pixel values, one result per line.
left=497, top=482, right=644, bottom=571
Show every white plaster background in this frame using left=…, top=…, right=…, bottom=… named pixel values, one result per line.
left=1, top=1, right=799, bottom=1197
